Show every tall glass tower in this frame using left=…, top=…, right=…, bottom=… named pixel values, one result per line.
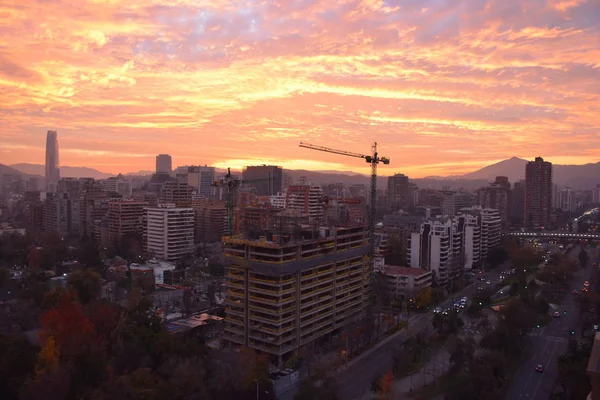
left=45, top=130, right=60, bottom=192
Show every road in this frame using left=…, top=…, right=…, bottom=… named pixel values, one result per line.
left=504, top=245, right=594, bottom=400
left=334, top=266, right=509, bottom=400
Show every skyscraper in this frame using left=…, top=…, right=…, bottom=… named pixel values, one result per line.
left=45, top=130, right=60, bottom=192
left=524, top=157, right=553, bottom=229
left=156, top=154, right=172, bottom=174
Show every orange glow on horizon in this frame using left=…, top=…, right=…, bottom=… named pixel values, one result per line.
left=0, top=0, right=599, bottom=178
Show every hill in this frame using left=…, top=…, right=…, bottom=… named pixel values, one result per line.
left=10, top=163, right=113, bottom=180
left=453, top=157, right=600, bottom=188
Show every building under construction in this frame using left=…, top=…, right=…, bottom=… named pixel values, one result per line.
left=223, top=223, right=370, bottom=366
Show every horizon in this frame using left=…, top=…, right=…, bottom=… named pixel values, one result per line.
left=1, top=0, right=599, bottom=177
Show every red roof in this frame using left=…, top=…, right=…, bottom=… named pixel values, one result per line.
left=384, top=266, right=430, bottom=276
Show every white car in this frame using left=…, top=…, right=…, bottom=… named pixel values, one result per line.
left=433, top=307, right=442, bottom=314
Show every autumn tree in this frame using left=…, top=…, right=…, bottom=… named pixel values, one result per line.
left=415, top=287, right=432, bottom=309
left=67, top=268, right=103, bottom=304
left=379, top=370, right=395, bottom=399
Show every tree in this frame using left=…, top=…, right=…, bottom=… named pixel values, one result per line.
left=294, top=377, right=340, bottom=400
left=379, top=370, right=395, bottom=399
left=486, top=247, right=509, bottom=268
left=415, top=287, right=432, bottom=309
left=0, top=333, right=38, bottom=400
left=67, top=268, right=102, bottom=304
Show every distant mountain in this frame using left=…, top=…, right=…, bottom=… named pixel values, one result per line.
left=0, top=163, right=31, bottom=177
left=452, top=157, right=600, bottom=188
left=11, top=163, right=114, bottom=180
left=460, top=157, right=528, bottom=182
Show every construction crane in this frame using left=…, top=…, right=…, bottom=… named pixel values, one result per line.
left=212, top=168, right=274, bottom=236
left=299, top=142, right=390, bottom=271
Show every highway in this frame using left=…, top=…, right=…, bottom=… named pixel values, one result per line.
left=335, top=266, right=509, bottom=400
left=504, top=245, right=595, bottom=400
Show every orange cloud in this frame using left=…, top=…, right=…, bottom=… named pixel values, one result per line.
left=0, top=0, right=598, bottom=179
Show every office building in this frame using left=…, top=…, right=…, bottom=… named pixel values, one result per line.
left=144, top=204, right=194, bottom=261
left=187, top=166, right=215, bottom=197
left=223, top=225, right=369, bottom=366
left=524, top=157, right=552, bottom=229
left=160, top=180, right=193, bottom=207
left=101, top=175, right=132, bottom=198
left=108, top=200, right=147, bottom=244
left=156, top=154, right=172, bottom=174
left=242, top=165, right=283, bottom=196
left=45, top=130, right=60, bottom=192
left=511, top=180, right=526, bottom=226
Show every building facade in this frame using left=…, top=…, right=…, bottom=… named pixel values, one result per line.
left=285, top=185, right=324, bottom=223
left=108, top=200, right=147, bottom=244
left=156, top=154, right=172, bottom=174
left=380, top=266, right=432, bottom=300
left=242, top=165, right=283, bottom=196
left=45, top=130, right=60, bottom=192
left=524, top=157, right=553, bottom=229
left=223, top=225, right=369, bottom=366
left=144, top=204, right=194, bottom=261
left=187, top=166, right=215, bottom=197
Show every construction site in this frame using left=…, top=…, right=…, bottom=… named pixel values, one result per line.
left=223, top=221, right=370, bottom=366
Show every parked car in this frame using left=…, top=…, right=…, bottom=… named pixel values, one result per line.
left=535, top=364, right=544, bottom=373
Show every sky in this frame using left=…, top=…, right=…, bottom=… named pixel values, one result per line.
left=1, top=0, right=599, bottom=178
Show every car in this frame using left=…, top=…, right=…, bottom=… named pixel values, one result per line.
left=553, top=311, right=560, bottom=318
left=433, top=307, right=442, bottom=314
left=584, top=281, right=590, bottom=287
left=583, top=287, right=589, bottom=292
left=461, top=297, right=468, bottom=302
left=486, top=280, right=491, bottom=285
left=442, top=309, right=449, bottom=315
left=536, top=364, right=544, bottom=373
left=572, top=289, right=578, bottom=294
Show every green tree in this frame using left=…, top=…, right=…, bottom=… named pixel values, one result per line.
left=67, top=269, right=102, bottom=304
left=486, top=247, right=509, bottom=268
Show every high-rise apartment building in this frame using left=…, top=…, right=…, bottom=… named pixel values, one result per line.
left=156, top=154, right=172, bottom=174
left=592, top=185, right=600, bottom=204
left=108, top=200, right=147, bottom=244
left=387, top=173, right=410, bottom=211
left=160, top=180, right=193, bottom=207
left=511, top=180, right=526, bottom=226
left=144, top=204, right=194, bottom=261
left=101, top=176, right=132, bottom=198
left=458, top=207, right=502, bottom=264
left=186, top=166, right=215, bottom=197
left=43, top=192, right=79, bottom=236
left=192, top=199, right=226, bottom=243
left=45, top=130, right=60, bottom=192
left=79, top=180, right=109, bottom=237
left=524, top=157, right=552, bottom=229
left=478, top=176, right=511, bottom=227
left=557, top=187, right=576, bottom=212
left=285, top=185, right=324, bottom=223
left=242, top=165, right=283, bottom=196
left=223, top=225, right=369, bottom=366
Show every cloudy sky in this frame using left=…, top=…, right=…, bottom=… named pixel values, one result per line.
left=1, top=0, right=599, bottom=177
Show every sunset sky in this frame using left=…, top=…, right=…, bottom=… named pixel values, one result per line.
left=1, top=0, right=599, bottom=177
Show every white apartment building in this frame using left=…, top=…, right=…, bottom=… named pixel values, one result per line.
left=457, top=213, right=481, bottom=271
left=101, top=176, right=132, bottom=198
left=269, top=192, right=287, bottom=209
left=458, top=207, right=502, bottom=264
left=557, top=187, right=576, bottom=212
left=285, top=185, right=324, bottom=223
left=144, top=204, right=194, bottom=261
left=380, top=265, right=432, bottom=299
left=408, top=218, right=457, bottom=286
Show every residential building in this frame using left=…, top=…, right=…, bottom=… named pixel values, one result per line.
left=43, top=192, right=79, bottom=236
left=441, top=190, right=472, bottom=217
left=408, top=218, right=457, bottom=286
left=524, top=157, right=553, bottom=229
left=269, top=192, right=287, bottom=209
left=380, top=266, right=432, bottom=299
left=456, top=213, right=481, bottom=271
left=108, top=200, right=147, bottom=244
left=593, top=185, right=600, bottom=204
left=144, top=204, right=194, bottom=261
left=285, top=185, right=324, bottom=223
left=160, top=180, right=193, bottom=207
left=557, top=187, right=576, bottom=212
left=511, top=180, right=526, bottom=226
left=223, top=225, right=369, bottom=366
left=101, top=175, right=132, bottom=198
left=459, top=207, right=502, bottom=264
left=156, top=154, right=172, bottom=174
left=478, top=176, right=511, bottom=227
left=79, top=180, right=109, bottom=237
left=192, top=199, right=226, bottom=243
left=45, top=130, right=60, bottom=192
left=387, top=173, right=411, bottom=211
left=242, top=165, right=283, bottom=196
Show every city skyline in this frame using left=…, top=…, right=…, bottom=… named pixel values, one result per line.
left=1, top=0, right=599, bottom=177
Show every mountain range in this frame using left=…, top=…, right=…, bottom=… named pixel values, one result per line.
left=2, top=157, right=599, bottom=189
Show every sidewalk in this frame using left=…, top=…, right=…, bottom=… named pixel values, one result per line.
left=394, top=348, right=450, bottom=395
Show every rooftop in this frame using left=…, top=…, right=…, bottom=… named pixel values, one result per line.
left=384, top=266, right=430, bottom=276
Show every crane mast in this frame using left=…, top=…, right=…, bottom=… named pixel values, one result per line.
left=299, top=141, right=390, bottom=278
left=212, top=168, right=274, bottom=237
